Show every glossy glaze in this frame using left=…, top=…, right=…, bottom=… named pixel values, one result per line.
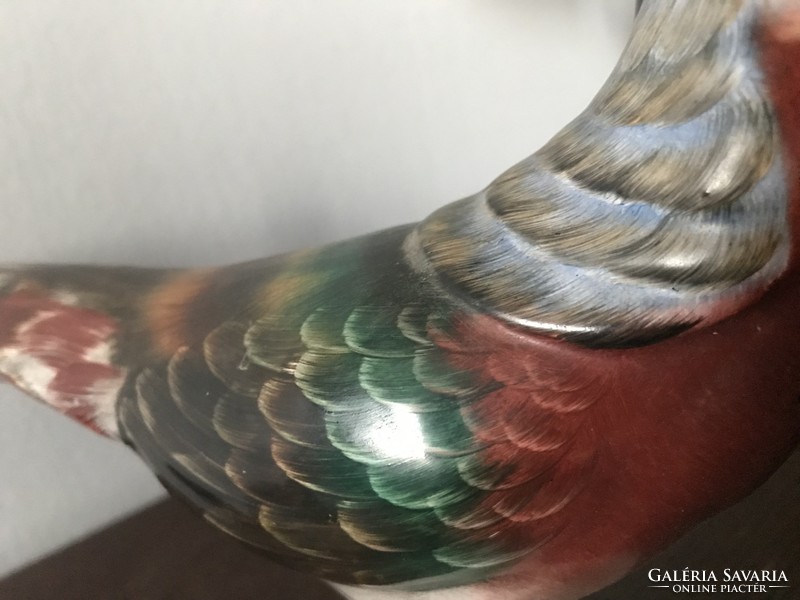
left=2, top=2, right=800, bottom=599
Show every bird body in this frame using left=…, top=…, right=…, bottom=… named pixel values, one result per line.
left=2, top=2, right=800, bottom=599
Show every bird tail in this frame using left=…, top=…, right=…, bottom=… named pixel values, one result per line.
left=0, top=264, right=172, bottom=437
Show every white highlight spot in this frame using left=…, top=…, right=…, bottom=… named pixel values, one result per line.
left=366, top=406, right=426, bottom=461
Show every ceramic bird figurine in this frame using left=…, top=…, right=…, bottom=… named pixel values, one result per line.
left=2, top=1, right=800, bottom=599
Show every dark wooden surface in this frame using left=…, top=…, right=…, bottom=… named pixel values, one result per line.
left=2, top=446, right=798, bottom=600
left=0, top=499, right=343, bottom=600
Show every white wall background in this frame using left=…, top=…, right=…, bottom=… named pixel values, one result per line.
left=0, top=0, right=632, bottom=576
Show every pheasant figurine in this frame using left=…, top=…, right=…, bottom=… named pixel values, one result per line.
left=2, top=1, right=800, bottom=599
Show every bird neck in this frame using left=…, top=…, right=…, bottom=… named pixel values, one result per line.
left=409, top=0, right=789, bottom=348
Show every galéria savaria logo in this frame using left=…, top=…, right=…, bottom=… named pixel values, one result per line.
left=648, top=568, right=790, bottom=594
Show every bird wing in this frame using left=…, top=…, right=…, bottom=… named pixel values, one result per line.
left=117, top=224, right=605, bottom=588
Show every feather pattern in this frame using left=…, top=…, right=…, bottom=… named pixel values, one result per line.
left=109, top=226, right=600, bottom=588
left=408, top=0, right=789, bottom=347
left=2, top=1, right=800, bottom=598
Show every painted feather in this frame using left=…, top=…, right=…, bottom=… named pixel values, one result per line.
left=2, top=2, right=800, bottom=599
